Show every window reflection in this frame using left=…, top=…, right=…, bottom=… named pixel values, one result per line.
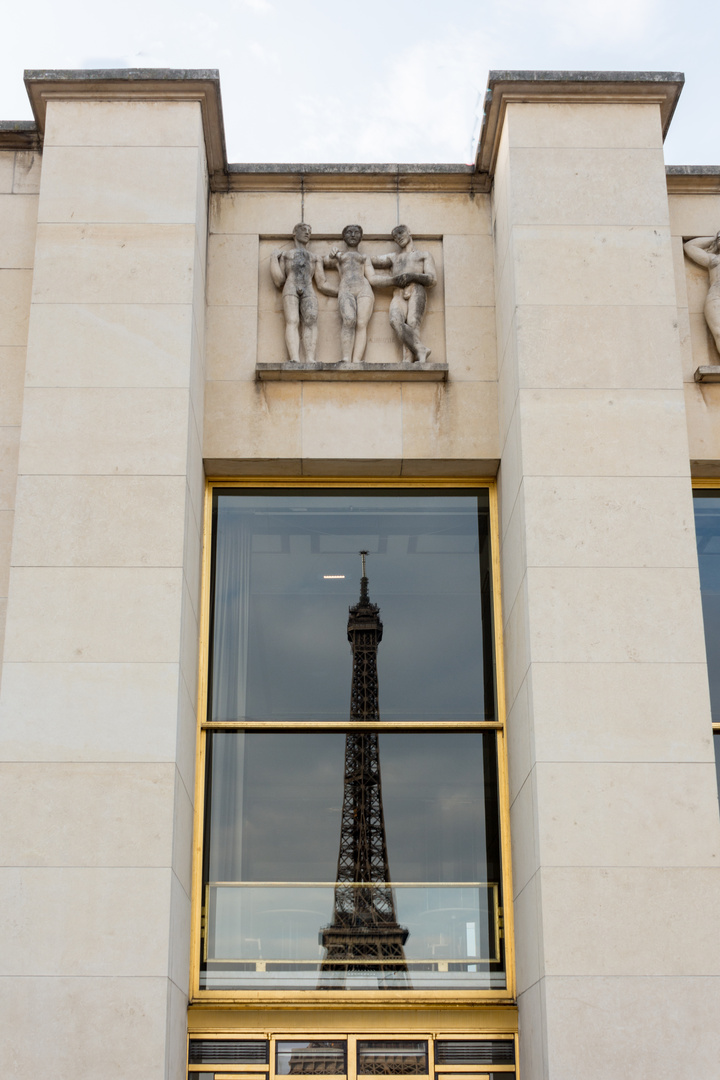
left=209, top=491, right=495, bottom=723
left=201, top=489, right=504, bottom=992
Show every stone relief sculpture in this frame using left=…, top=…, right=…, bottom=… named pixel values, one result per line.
left=270, top=223, right=438, bottom=366
left=326, top=225, right=376, bottom=364
left=684, top=231, right=720, bottom=356
left=270, top=223, right=337, bottom=364
left=372, top=225, right=437, bottom=364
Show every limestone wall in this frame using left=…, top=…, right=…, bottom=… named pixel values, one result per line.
left=0, top=149, right=39, bottom=683
left=204, top=187, right=499, bottom=475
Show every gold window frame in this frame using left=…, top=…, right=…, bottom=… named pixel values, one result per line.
left=189, top=477, right=516, bottom=1008
left=186, top=1030, right=520, bottom=1080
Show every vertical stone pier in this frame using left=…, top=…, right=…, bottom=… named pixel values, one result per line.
left=0, top=73, right=217, bottom=1077
left=486, top=73, right=720, bottom=1077
left=492, top=71, right=720, bottom=1075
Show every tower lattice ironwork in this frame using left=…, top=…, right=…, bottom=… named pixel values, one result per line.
left=319, top=552, right=410, bottom=988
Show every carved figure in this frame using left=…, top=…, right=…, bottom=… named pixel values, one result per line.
left=684, top=231, right=720, bottom=356
left=372, top=225, right=437, bottom=363
left=270, top=223, right=336, bottom=364
left=326, top=225, right=375, bottom=364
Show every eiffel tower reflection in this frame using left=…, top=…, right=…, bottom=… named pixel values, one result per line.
left=318, top=551, right=410, bottom=989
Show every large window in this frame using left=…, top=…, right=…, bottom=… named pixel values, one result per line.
left=193, top=484, right=512, bottom=998
left=692, top=487, right=720, bottom=794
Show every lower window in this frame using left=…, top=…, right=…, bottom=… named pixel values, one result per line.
left=201, top=731, right=505, bottom=991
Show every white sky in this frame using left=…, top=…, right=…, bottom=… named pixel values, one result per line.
left=2, top=0, right=718, bottom=165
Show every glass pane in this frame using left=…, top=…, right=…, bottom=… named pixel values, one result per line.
left=693, top=491, right=720, bottom=721
left=357, top=1042, right=428, bottom=1075
left=209, top=490, right=495, bottom=723
left=276, top=1042, right=346, bottom=1075
left=201, top=731, right=505, bottom=991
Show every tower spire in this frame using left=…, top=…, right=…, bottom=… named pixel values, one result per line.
left=318, top=553, right=410, bottom=988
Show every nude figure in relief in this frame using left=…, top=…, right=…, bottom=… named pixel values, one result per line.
left=371, top=225, right=437, bottom=363
left=325, top=224, right=375, bottom=364
left=684, top=231, right=720, bottom=356
left=270, top=223, right=337, bottom=364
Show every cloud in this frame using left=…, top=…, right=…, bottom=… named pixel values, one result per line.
left=239, top=0, right=273, bottom=11
left=289, top=28, right=493, bottom=163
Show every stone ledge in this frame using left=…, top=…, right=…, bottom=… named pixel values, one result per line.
left=695, top=366, right=720, bottom=383
left=256, top=362, right=449, bottom=382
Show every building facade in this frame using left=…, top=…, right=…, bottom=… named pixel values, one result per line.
left=0, top=68, right=719, bottom=1079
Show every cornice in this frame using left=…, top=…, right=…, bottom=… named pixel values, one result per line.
left=476, top=69, right=684, bottom=178
left=23, top=68, right=227, bottom=184
left=666, top=165, right=720, bottom=195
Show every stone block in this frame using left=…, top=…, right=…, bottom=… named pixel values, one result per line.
left=18, top=387, right=191, bottom=476
left=505, top=101, right=663, bottom=150
left=4, top=566, right=184, bottom=663
left=38, top=145, right=203, bottom=224
left=397, top=191, right=492, bottom=236
left=204, top=379, right=302, bottom=463
left=0, top=347, right=25, bottom=425
left=210, top=190, right=302, bottom=235
left=0, top=194, right=38, bottom=269
left=31, top=223, right=197, bottom=305
left=0, top=268, right=32, bottom=346
left=43, top=98, right=203, bottom=148
left=401, top=381, right=499, bottom=462
left=302, top=382, right=403, bottom=461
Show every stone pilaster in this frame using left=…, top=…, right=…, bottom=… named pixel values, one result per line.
left=0, top=73, right=216, bottom=1079
left=486, top=73, right=720, bottom=1078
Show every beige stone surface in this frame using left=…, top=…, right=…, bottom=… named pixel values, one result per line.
left=0, top=866, right=172, bottom=975
left=4, top=567, right=184, bottom=663
left=443, top=233, right=494, bottom=307
left=179, top=578, right=200, bottom=705
left=11, top=151, right=41, bottom=195
left=0, top=194, right=38, bottom=268
left=501, top=578, right=530, bottom=711
left=508, top=769, right=539, bottom=896
left=301, top=191, right=398, bottom=236
left=301, top=382, right=403, bottom=461
left=684, top=380, right=720, bottom=461
left=0, top=762, right=177, bottom=866
left=536, top=761, right=720, bottom=866
left=210, top=190, right=302, bottom=235
left=397, top=191, right=492, bottom=235
left=18, top=387, right=191, bottom=476
left=518, top=388, right=692, bottom=477
left=0, top=508, right=12, bottom=596
left=24, top=303, right=195, bottom=387
left=0, top=347, right=25, bottom=425
left=530, top=660, right=714, bottom=764
left=505, top=670, right=532, bottom=805
left=0, top=268, right=32, bottom=345
left=168, top=871, right=192, bottom=991
left=522, top=475, right=696, bottom=567
left=206, top=304, right=259, bottom=381
left=0, top=426, right=20, bottom=510
left=497, top=406, right=523, bottom=539
left=11, top=475, right=187, bottom=567
left=43, top=98, right=203, bottom=148
left=0, top=661, right=182, bottom=763
left=671, top=233, right=690, bottom=310
left=0, top=153, right=14, bottom=193
left=507, top=147, right=668, bottom=226
left=38, top=145, right=203, bottom=224
left=668, top=193, right=720, bottom=238
left=444, top=305, right=496, bottom=380
left=498, top=484, right=526, bottom=618
left=171, top=771, right=194, bottom=895
left=514, top=304, right=683, bottom=389
left=0, top=975, right=169, bottom=1079
left=526, top=565, right=707, bottom=664
left=31, top=223, right=196, bottom=305
left=541, top=866, right=720, bottom=975
left=401, top=381, right=500, bottom=463
left=543, top=975, right=720, bottom=1079
left=512, top=224, right=676, bottom=308
left=516, top=981, right=546, bottom=1079
left=512, top=871, right=542, bottom=993
left=204, top=380, right=302, bottom=462
left=505, top=101, right=663, bottom=149
left=207, top=232, right=259, bottom=306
